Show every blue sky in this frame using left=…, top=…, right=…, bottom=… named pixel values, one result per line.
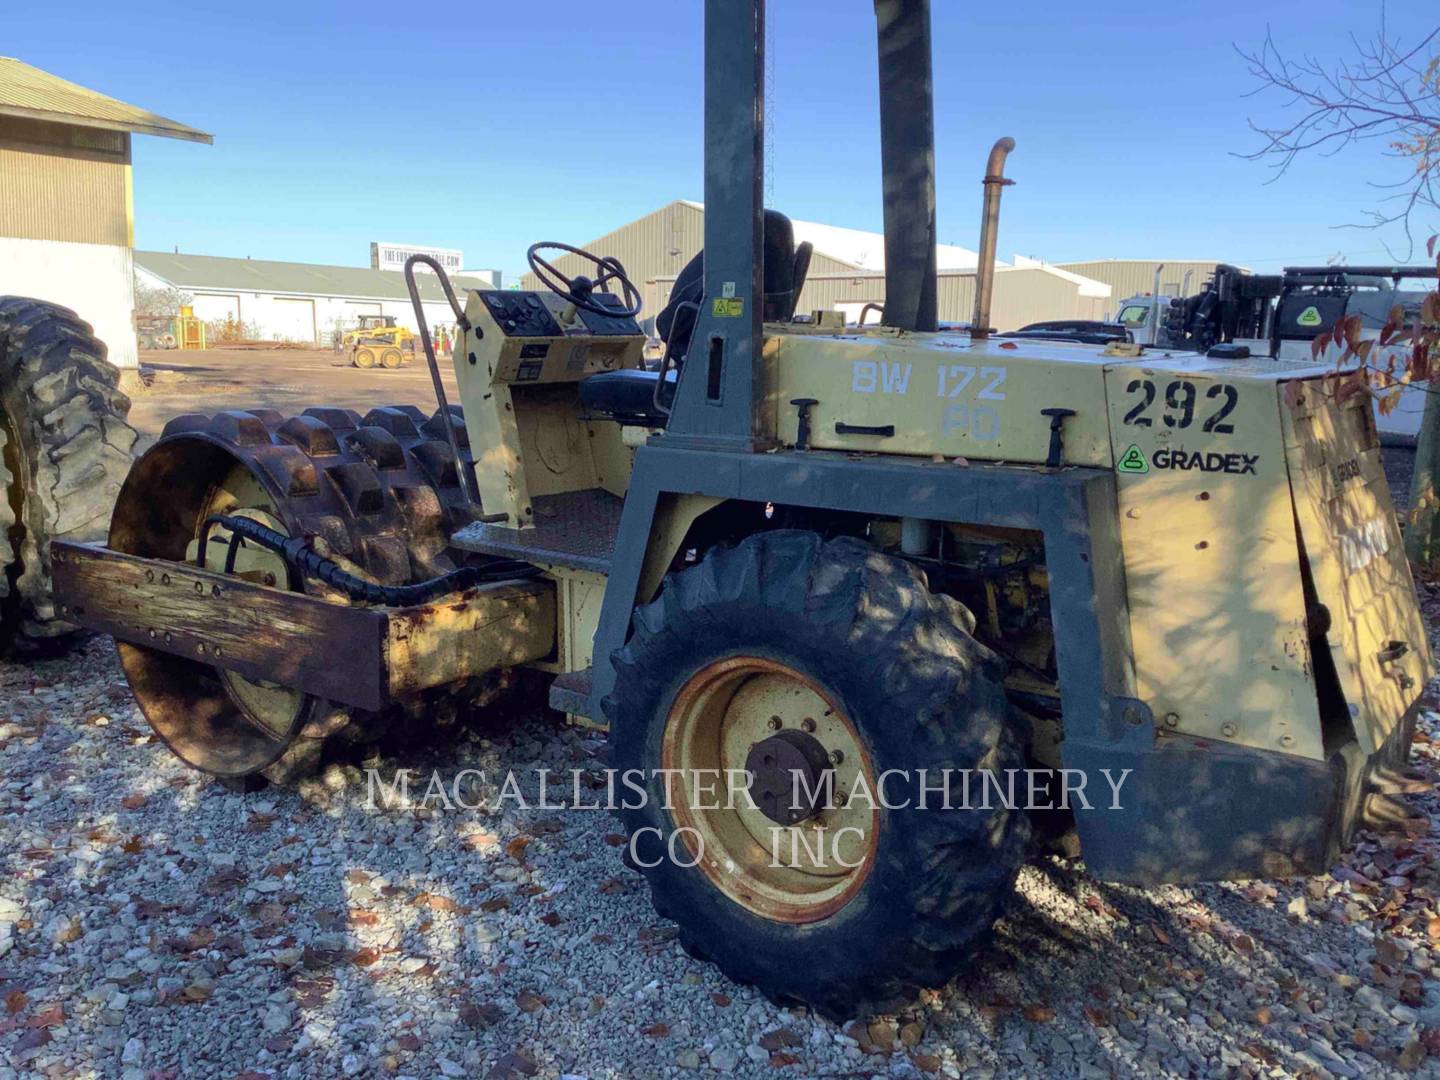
left=12, top=1, right=1437, bottom=280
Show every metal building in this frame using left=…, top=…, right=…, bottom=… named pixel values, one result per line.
left=0, top=57, right=210, bottom=377
left=519, top=200, right=994, bottom=322
left=1054, top=260, right=1230, bottom=317
left=134, top=251, right=500, bottom=346
left=650, top=263, right=1112, bottom=330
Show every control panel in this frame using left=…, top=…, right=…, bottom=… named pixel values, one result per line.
left=461, top=289, right=645, bottom=385
left=453, top=287, right=646, bottom=531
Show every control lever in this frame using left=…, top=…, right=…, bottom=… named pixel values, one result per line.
left=1041, top=408, right=1076, bottom=469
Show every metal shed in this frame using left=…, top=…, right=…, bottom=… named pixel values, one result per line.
left=0, top=57, right=210, bottom=375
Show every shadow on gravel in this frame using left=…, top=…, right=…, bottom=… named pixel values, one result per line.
left=3, top=591, right=1437, bottom=1079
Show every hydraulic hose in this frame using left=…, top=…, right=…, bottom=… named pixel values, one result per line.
left=198, top=515, right=538, bottom=607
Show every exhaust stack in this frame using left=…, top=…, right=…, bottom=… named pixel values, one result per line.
left=875, top=0, right=938, bottom=333
left=969, top=137, right=1015, bottom=339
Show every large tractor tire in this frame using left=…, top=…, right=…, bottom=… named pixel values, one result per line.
left=108, top=403, right=491, bottom=785
left=605, top=531, right=1029, bottom=1020
left=0, top=297, right=137, bottom=652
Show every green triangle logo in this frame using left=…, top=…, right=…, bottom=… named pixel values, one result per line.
left=1297, top=305, right=1323, bottom=327
left=1118, top=444, right=1149, bottom=473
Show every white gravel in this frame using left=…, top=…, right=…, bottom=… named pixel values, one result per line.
left=2, top=629, right=1440, bottom=1079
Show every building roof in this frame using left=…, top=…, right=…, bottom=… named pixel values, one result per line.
left=678, top=201, right=989, bottom=272
left=135, top=250, right=497, bottom=303
left=0, top=57, right=212, bottom=143
left=1008, top=257, right=1112, bottom=297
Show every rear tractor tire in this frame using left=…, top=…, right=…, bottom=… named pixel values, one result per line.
left=605, top=530, right=1030, bottom=1020
left=380, top=347, right=403, bottom=369
left=0, top=297, right=137, bottom=652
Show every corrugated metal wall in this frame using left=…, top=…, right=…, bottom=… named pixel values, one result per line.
left=523, top=201, right=864, bottom=319
left=1055, top=261, right=1222, bottom=314
left=648, top=267, right=1108, bottom=330
left=521, top=201, right=706, bottom=292
left=0, top=116, right=130, bottom=246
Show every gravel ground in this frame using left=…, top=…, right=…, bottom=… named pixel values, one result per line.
left=3, top=639, right=1440, bottom=1080
left=1, top=447, right=1438, bottom=1080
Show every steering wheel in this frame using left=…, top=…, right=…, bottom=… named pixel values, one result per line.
left=527, top=242, right=642, bottom=318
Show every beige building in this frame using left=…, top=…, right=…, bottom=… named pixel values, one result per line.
left=520, top=200, right=1023, bottom=325
left=517, top=202, right=1248, bottom=332
left=0, top=57, right=210, bottom=373
left=646, top=262, right=1112, bottom=331
left=1054, top=260, right=1229, bottom=317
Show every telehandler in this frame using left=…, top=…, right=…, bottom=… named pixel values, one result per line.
left=51, top=0, right=1432, bottom=1016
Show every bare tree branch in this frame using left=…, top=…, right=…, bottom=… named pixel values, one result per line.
left=1237, top=16, right=1440, bottom=257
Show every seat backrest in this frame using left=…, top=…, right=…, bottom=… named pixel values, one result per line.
left=656, top=210, right=811, bottom=365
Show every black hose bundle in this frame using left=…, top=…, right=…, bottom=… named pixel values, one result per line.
left=197, top=515, right=538, bottom=607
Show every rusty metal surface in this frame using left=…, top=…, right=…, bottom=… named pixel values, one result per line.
left=52, top=541, right=388, bottom=710
left=109, top=405, right=480, bottom=584
left=385, top=579, right=557, bottom=697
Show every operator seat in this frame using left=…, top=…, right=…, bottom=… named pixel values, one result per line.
left=578, top=210, right=812, bottom=426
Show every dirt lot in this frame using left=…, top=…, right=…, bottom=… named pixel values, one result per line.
left=128, top=349, right=462, bottom=451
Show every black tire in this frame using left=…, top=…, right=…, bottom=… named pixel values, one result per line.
left=0, top=297, right=136, bottom=651
left=604, top=530, right=1029, bottom=1019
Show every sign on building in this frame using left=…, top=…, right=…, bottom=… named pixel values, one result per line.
left=370, top=243, right=463, bottom=274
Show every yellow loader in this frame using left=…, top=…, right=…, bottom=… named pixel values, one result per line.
left=341, top=314, right=412, bottom=369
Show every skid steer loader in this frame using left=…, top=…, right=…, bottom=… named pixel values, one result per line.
left=341, top=314, right=413, bottom=370
left=51, top=0, right=1432, bottom=1017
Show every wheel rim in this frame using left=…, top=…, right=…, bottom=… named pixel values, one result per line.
left=355, top=348, right=376, bottom=368
left=111, top=440, right=315, bottom=777
left=183, top=464, right=309, bottom=742
left=662, top=656, right=878, bottom=924
left=381, top=349, right=402, bottom=368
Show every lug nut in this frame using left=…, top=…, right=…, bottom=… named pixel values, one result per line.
left=767, top=716, right=782, bottom=730
left=801, top=718, right=816, bottom=733
left=830, top=749, right=844, bottom=765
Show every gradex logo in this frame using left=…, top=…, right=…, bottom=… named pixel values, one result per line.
left=1117, top=444, right=1259, bottom=476
left=1152, top=448, right=1259, bottom=475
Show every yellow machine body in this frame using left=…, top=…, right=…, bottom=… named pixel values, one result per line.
left=453, top=312, right=1431, bottom=762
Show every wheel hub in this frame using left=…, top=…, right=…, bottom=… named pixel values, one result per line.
left=746, top=729, right=833, bottom=825
left=662, top=655, right=878, bottom=924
